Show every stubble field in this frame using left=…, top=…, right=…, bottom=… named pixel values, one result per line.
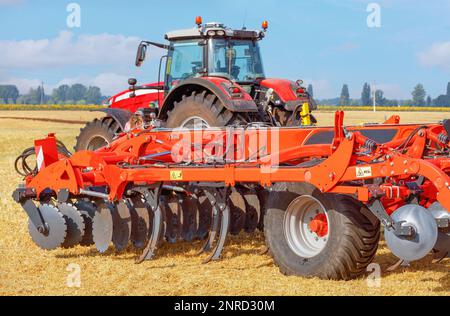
left=0, top=110, right=448, bottom=296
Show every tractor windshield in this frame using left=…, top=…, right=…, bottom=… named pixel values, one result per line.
left=167, top=40, right=204, bottom=85
left=208, top=39, right=265, bottom=82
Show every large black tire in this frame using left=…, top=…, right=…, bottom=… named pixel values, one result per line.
left=75, top=118, right=120, bottom=151
left=165, top=91, right=246, bottom=128
left=264, top=182, right=380, bottom=280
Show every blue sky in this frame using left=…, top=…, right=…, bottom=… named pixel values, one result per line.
left=0, top=0, right=450, bottom=99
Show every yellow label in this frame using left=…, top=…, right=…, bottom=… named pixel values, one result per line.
left=170, top=170, right=183, bottom=181
left=356, top=167, right=372, bottom=178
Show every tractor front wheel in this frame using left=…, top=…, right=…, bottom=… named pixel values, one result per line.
left=264, top=182, right=380, bottom=280
left=165, top=91, right=245, bottom=128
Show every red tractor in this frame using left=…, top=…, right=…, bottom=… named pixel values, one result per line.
left=75, top=18, right=316, bottom=151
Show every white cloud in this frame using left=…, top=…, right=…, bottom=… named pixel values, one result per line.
left=0, top=0, right=23, bottom=6
left=375, top=83, right=408, bottom=99
left=54, top=73, right=129, bottom=96
left=0, top=73, right=130, bottom=96
left=0, top=77, right=41, bottom=94
left=418, top=41, right=450, bottom=71
left=302, top=79, right=333, bottom=99
left=0, top=31, right=149, bottom=69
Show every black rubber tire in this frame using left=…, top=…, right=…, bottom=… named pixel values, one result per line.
left=264, top=182, right=380, bottom=280
left=165, top=91, right=246, bottom=128
left=74, top=118, right=119, bottom=151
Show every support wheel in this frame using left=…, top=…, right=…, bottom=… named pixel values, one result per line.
left=264, top=182, right=380, bottom=280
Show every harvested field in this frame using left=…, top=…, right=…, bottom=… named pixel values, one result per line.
left=0, top=111, right=448, bottom=296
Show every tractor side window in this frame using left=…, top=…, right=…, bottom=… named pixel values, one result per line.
left=168, top=41, right=203, bottom=85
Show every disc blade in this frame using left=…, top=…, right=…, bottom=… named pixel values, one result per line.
left=75, top=199, right=96, bottom=246
left=28, top=204, right=67, bottom=250
left=242, top=190, right=261, bottom=233
left=180, top=196, right=197, bottom=242
left=163, top=196, right=179, bottom=244
left=129, top=195, right=151, bottom=249
left=196, top=194, right=212, bottom=240
left=58, top=202, right=85, bottom=248
left=112, top=200, right=132, bottom=252
left=229, top=188, right=246, bottom=235
left=92, top=202, right=113, bottom=253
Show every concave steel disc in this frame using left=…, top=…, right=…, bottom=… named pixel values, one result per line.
left=242, top=190, right=261, bottom=233
left=59, top=202, right=85, bottom=248
left=112, top=200, right=132, bottom=252
left=92, top=202, right=113, bottom=253
left=75, top=199, right=96, bottom=246
left=28, top=203, right=67, bottom=250
left=180, top=196, right=198, bottom=242
left=228, top=188, right=246, bottom=235
left=163, top=196, right=179, bottom=244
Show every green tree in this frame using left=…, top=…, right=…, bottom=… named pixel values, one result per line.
left=375, top=90, right=386, bottom=106
left=52, top=84, right=70, bottom=104
left=361, top=82, right=371, bottom=106
left=0, top=85, right=19, bottom=103
left=412, top=84, right=426, bottom=106
left=447, top=82, right=450, bottom=96
left=67, top=84, right=87, bottom=102
left=339, top=84, right=350, bottom=106
left=426, top=95, right=432, bottom=107
left=307, top=84, right=313, bottom=97
left=85, top=86, right=102, bottom=104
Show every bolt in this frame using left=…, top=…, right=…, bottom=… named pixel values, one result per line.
left=391, top=171, right=395, bottom=175
left=386, top=155, right=391, bottom=160
left=404, top=169, right=408, bottom=174
left=446, top=182, right=449, bottom=187
left=314, top=237, right=319, bottom=241
left=403, top=160, right=408, bottom=165
left=390, top=162, right=394, bottom=167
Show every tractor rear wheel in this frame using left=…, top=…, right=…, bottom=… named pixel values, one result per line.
left=165, top=91, right=246, bottom=128
left=75, top=118, right=120, bottom=151
left=264, top=182, right=380, bottom=280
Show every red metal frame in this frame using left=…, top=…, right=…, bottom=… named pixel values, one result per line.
left=23, top=111, right=450, bottom=215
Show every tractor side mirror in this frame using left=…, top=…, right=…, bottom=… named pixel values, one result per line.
left=135, top=43, right=148, bottom=67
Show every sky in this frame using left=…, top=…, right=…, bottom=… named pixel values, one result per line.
left=0, top=0, right=450, bottom=99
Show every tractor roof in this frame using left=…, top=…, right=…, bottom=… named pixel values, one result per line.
left=165, top=22, right=264, bottom=41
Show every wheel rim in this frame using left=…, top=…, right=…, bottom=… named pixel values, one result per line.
left=87, top=136, right=109, bottom=151
left=180, top=116, right=210, bottom=129
left=284, top=195, right=330, bottom=258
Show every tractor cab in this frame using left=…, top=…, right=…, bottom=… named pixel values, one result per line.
left=135, top=18, right=266, bottom=94
left=164, top=21, right=265, bottom=90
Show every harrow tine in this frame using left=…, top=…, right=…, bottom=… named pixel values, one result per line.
left=198, top=203, right=219, bottom=254
left=202, top=187, right=230, bottom=263
left=136, top=185, right=163, bottom=263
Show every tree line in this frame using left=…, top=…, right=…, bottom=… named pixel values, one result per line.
left=0, top=84, right=107, bottom=105
left=316, top=82, right=450, bottom=107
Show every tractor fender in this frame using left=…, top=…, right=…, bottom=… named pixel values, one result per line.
left=94, top=108, right=132, bottom=131
left=159, top=77, right=258, bottom=119
left=259, top=78, right=317, bottom=111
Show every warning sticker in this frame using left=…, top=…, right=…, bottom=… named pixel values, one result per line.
left=170, top=170, right=183, bottom=181
left=356, top=166, right=372, bottom=178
